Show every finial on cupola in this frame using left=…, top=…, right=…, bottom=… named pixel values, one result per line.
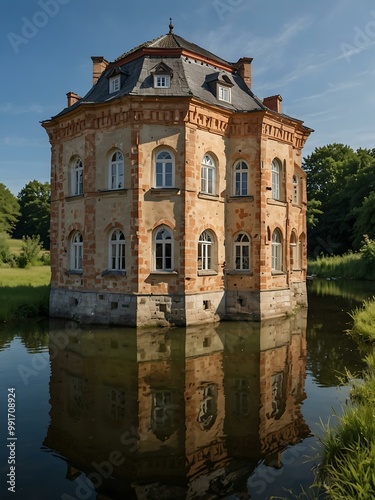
left=169, top=18, right=174, bottom=34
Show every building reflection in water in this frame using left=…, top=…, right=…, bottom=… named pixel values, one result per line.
left=44, top=310, right=310, bottom=499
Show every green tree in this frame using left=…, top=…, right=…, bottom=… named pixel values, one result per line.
left=14, top=180, right=50, bottom=249
left=353, top=194, right=375, bottom=249
left=0, top=183, right=20, bottom=234
left=303, top=144, right=375, bottom=256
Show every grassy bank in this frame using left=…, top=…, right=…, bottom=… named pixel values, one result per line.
left=308, top=237, right=375, bottom=280
left=0, top=266, right=50, bottom=321
left=349, top=298, right=375, bottom=343
left=315, top=299, right=375, bottom=498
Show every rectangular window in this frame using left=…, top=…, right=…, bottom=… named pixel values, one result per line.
left=218, top=85, right=231, bottom=102
left=109, top=76, right=120, bottom=94
left=154, top=75, right=170, bottom=88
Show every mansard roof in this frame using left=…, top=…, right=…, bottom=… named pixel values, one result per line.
left=48, top=30, right=291, bottom=121
left=113, top=32, right=232, bottom=68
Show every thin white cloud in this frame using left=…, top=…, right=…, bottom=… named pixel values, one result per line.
left=338, top=39, right=375, bottom=63
left=0, top=136, right=47, bottom=148
left=201, top=15, right=314, bottom=63
left=0, top=103, right=45, bottom=114
left=295, top=80, right=362, bottom=102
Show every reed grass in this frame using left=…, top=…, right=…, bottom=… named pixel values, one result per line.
left=348, top=298, right=375, bottom=343
left=308, top=252, right=366, bottom=279
left=317, top=369, right=375, bottom=498
left=315, top=305, right=375, bottom=498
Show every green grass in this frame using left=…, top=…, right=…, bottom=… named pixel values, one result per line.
left=317, top=364, right=375, bottom=498
left=8, top=238, right=24, bottom=255
left=308, top=252, right=364, bottom=279
left=348, top=297, right=375, bottom=343
left=314, top=308, right=375, bottom=498
left=0, top=266, right=51, bottom=321
left=0, top=266, right=51, bottom=287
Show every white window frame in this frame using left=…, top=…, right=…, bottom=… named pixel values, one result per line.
left=109, top=75, right=121, bottom=94
left=290, top=232, right=302, bottom=270
left=201, top=154, right=216, bottom=195
left=271, top=229, right=283, bottom=272
left=233, top=160, right=249, bottom=196
left=71, top=158, right=83, bottom=196
left=154, top=227, right=173, bottom=271
left=234, top=233, right=250, bottom=271
left=154, top=75, right=171, bottom=88
left=71, top=231, right=83, bottom=271
left=109, top=151, right=124, bottom=190
left=155, top=150, right=174, bottom=188
left=198, top=230, right=214, bottom=271
left=272, top=159, right=280, bottom=200
left=109, top=229, right=125, bottom=271
left=218, top=85, right=231, bottom=103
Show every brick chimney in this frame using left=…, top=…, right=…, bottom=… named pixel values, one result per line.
left=263, top=94, right=283, bottom=113
left=234, top=57, right=253, bottom=89
left=91, top=56, right=109, bottom=84
left=66, top=91, right=81, bottom=107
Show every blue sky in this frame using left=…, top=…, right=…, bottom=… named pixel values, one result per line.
left=1, top=0, right=375, bottom=195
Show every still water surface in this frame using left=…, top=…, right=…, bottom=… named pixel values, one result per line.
left=0, top=280, right=374, bottom=500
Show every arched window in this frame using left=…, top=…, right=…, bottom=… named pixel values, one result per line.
left=71, top=158, right=83, bottom=196
left=71, top=231, right=83, bottom=270
left=234, top=233, right=250, bottom=271
left=155, top=150, right=174, bottom=188
left=197, top=384, right=217, bottom=430
left=198, top=230, right=214, bottom=271
left=201, top=154, right=215, bottom=195
left=271, top=159, right=280, bottom=200
left=109, top=229, right=125, bottom=270
left=154, top=227, right=173, bottom=271
left=292, top=174, right=299, bottom=205
left=271, top=229, right=283, bottom=272
left=233, top=160, right=249, bottom=196
left=290, top=232, right=301, bottom=270
left=109, top=151, right=124, bottom=190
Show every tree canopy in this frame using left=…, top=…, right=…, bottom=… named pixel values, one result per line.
left=303, top=144, right=375, bottom=256
left=0, top=183, right=20, bottom=234
left=13, top=180, right=50, bottom=249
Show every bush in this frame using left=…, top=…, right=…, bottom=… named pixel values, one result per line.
left=17, top=235, right=42, bottom=268
left=0, top=232, right=16, bottom=266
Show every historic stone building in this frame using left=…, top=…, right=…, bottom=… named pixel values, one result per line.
left=42, top=24, right=312, bottom=326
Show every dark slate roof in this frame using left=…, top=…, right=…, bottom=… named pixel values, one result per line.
left=50, top=32, right=267, bottom=119
left=114, top=32, right=231, bottom=67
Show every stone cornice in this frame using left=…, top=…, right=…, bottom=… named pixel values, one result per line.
left=230, top=110, right=312, bottom=149
left=42, top=97, right=312, bottom=149
left=42, top=98, right=191, bottom=142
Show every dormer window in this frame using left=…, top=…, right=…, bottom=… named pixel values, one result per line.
left=151, top=62, right=173, bottom=89
left=206, top=72, right=234, bottom=104
left=109, top=75, right=121, bottom=94
left=218, top=85, right=231, bottom=103
left=154, top=75, right=170, bottom=88
left=107, top=66, right=127, bottom=95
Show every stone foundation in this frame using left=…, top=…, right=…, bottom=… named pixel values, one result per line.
left=50, top=284, right=306, bottom=327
